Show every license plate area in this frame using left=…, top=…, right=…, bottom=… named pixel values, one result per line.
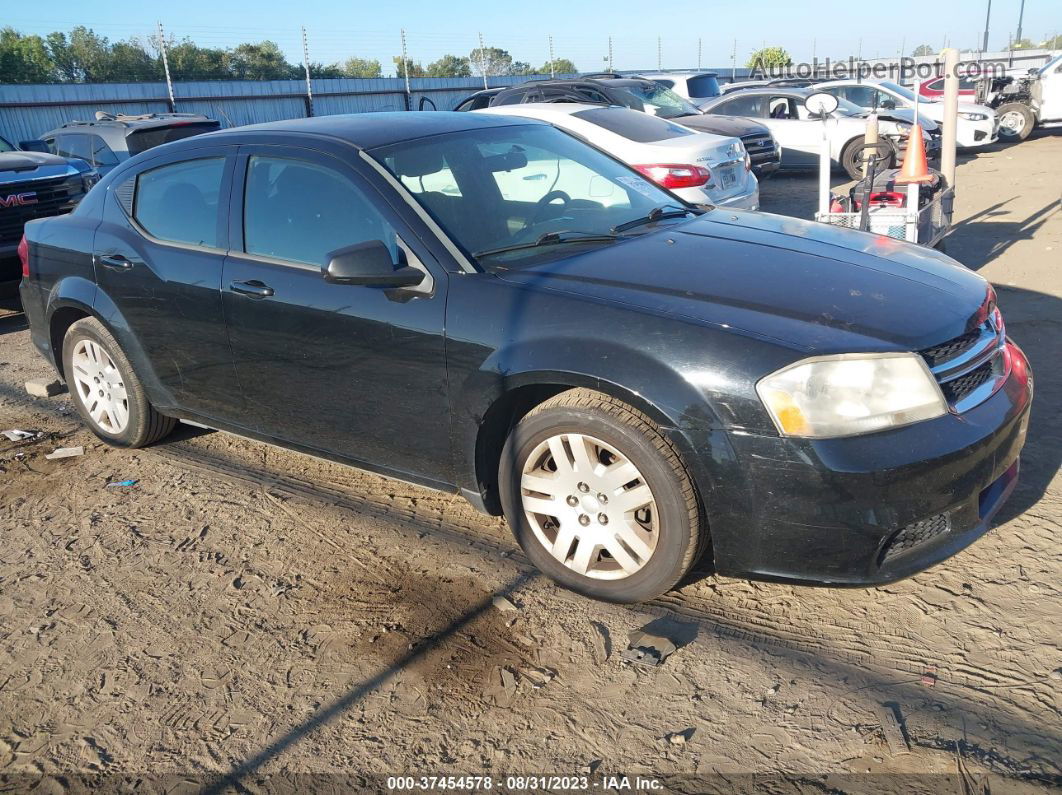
left=718, top=164, right=737, bottom=189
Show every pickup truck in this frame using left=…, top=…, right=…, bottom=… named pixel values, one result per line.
left=979, top=52, right=1062, bottom=141
left=0, top=134, right=97, bottom=296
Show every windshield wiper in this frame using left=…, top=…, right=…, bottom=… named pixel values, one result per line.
left=611, top=205, right=696, bottom=234
left=472, top=230, right=621, bottom=259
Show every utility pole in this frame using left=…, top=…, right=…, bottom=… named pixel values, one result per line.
left=400, top=28, right=411, bottom=111
left=300, top=26, right=314, bottom=117
left=1015, top=0, right=1025, bottom=45
left=478, top=32, right=488, bottom=90
left=156, top=21, right=175, bottom=113
left=657, top=36, right=662, bottom=71
left=608, top=36, right=614, bottom=73
left=981, top=0, right=992, bottom=52
left=857, top=37, right=863, bottom=61
left=697, top=38, right=702, bottom=70
left=548, top=35, right=555, bottom=77
left=731, top=38, right=737, bottom=80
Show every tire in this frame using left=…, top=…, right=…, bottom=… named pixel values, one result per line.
left=62, top=317, right=175, bottom=448
left=499, top=388, right=703, bottom=603
left=841, top=137, right=867, bottom=180
left=996, top=103, right=1035, bottom=142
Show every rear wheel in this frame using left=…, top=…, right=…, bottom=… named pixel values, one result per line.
left=996, top=103, right=1035, bottom=142
left=499, top=388, right=703, bottom=603
left=62, top=317, right=175, bottom=448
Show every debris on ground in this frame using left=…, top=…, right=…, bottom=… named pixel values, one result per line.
left=667, top=729, right=694, bottom=746
left=24, top=378, right=66, bottom=398
left=484, top=665, right=519, bottom=707
left=106, top=479, right=139, bottom=488
left=492, top=595, right=518, bottom=613
left=620, top=617, right=698, bottom=667
left=590, top=621, right=611, bottom=664
left=518, top=666, right=555, bottom=689
left=876, top=704, right=911, bottom=755
left=44, top=446, right=84, bottom=460
left=2, top=429, right=39, bottom=441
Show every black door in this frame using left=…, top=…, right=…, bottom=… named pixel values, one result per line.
left=92, top=145, right=246, bottom=420
left=221, top=145, right=452, bottom=484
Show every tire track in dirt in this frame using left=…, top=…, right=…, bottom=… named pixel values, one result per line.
left=149, top=433, right=1055, bottom=737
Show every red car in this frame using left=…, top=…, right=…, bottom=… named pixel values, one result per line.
left=917, top=75, right=979, bottom=101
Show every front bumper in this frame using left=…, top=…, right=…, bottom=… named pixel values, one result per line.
left=703, top=342, right=1033, bottom=586
left=958, top=118, right=998, bottom=148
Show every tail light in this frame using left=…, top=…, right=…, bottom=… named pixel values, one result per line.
left=17, top=234, right=29, bottom=279
left=633, top=164, right=711, bottom=189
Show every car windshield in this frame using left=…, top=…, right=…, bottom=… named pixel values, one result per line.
left=832, top=96, right=867, bottom=116
left=613, top=84, right=703, bottom=119
left=371, top=124, right=690, bottom=268
left=879, top=81, right=917, bottom=102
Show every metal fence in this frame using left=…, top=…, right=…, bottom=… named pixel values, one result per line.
left=0, top=74, right=573, bottom=143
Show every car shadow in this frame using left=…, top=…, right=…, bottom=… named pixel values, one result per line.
left=947, top=199, right=1059, bottom=271
left=0, top=311, right=27, bottom=336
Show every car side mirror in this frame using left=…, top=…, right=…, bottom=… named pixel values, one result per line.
left=19, top=139, right=49, bottom=153
left=323, top=240, right=425, bottom=288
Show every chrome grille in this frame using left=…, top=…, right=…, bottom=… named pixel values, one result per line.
left=0, top=175, right=81, bottom=246
left=919, top=303, right=1009, bottom=413
left=740, top=133, right=778, bottom=166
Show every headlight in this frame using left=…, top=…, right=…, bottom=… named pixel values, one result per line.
left=756, top=353, right=947, bottom=438
left=960, top=112, right=988, bottom=121
left=81, top=171, right=100, bottom=191
left=894, top=122, right=912, bottom=133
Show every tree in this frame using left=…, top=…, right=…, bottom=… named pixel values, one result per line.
left=745, top=46, right=792, bottom=73
left=229, top=41, right=293, bottom=80
left=392, top=56, right=426, bottom=78
left=306, top=62, right=344, bottom=79
left=339, top=56, right=382, bottom=78
left=425, top=54, right=470, bottom=78
left=1043, top=34, right=1062, bottom=49
left=1011, top=38, right=1034, bottom=50
left=469, top=46, right=512, bottom=77
left=162, top=38, right=230, bottom=80
left=107, top=39, right=162, bottom=81
left=541, top=58, right=577, bottom=75
left=911, top=44, right=935, bottom=57
left=47, top=26, right=113, bottom=82
left=0, top=27, right=53, bottom=83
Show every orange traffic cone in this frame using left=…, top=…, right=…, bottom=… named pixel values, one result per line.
left=895, top=123, right=934, bottom=184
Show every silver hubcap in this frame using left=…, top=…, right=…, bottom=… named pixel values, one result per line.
left=71, top=339, right=129, bottom=434
left=520, top=433, right=658, bottom=580
left=1000, top=111, right=1026, bottom=134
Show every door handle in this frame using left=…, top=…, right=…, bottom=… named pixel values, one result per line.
left=96, top=254, right=134, bottom=271
left=230, top=280, right=275, bottom=298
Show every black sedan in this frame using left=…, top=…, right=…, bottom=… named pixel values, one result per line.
left=18, top=112, right=1032, bottom=603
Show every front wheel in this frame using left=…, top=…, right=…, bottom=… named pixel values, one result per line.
left=499, top=389, right=704, bottom=603
left=62, top=317, right=176, bottom=448
left=996, top=103, right=1035, bottom=142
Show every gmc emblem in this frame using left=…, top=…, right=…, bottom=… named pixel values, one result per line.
left=0, top=191, right=38, bottom=208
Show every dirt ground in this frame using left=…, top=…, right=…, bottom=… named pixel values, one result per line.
left=0, top=134, right=1059, bottom=793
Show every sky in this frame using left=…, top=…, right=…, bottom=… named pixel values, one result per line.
left=5, top=0, right=1058, bottom=75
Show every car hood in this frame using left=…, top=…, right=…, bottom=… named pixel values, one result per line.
left=917, top=101, right=994, bottom=119
left=863, top=108, right=941, bottom=132
left=0, top=151, right=83, bottom=182
left=672, top=114, right=770, bottom=137
left=493, top=210, right=988, bottom=353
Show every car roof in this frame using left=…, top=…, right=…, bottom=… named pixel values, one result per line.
left=189, top=111, right=543, bottom=151
left=640, top=71, right=719, bottom=79
left=717, top=87, right=812, bottom=97
left=55, top=112, right=217, bottom=132
left=478, top=102, right=605, bottom=118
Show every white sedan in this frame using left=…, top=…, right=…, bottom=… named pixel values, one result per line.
left=474, top=103, right=759, bottom=210
left=816, top=79, right=998, bottom=149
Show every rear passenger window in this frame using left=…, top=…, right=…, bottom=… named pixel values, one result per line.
left=88, top=135, right=119, bottom=167
left=714, top=95, right=766, bottom=117
left=243, top=156, right=397, bottom=267
left=134, top=157, right=225, bottom=248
